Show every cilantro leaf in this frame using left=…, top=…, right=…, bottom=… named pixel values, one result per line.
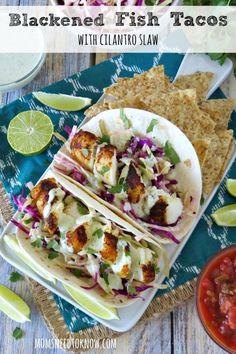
left=10, top=272, right=24, bottom=283
left=200, top=194, right=205, bottom=206
left=31, top=239, right=43, bottom=248
left=71, top=269, right=83, bottom=278
left=100, top=166, right=110, bottom=175
left=48, top=251, right=59, bottom=260
left=60, top=231, right=66, bottom=240
left=154, top=264, right=160, bottom=274
left=125, top=246, right=130, bottom=257
left=17, top=212, right=25, bottom=220
left=102, top=272, right=109, bottom=285
left=127, top=284, right=137, bottom=295
left=99, top=135, right=110, bottom=144
left=146, top=119, right=158, bottom=133
left=164, top=141, right=180, bottom=165
left=86, top=248, right=97, bottom=254
left=208, top=53, right=227, bottom=65
left=108, top=177, right=126, bottom=194
left=47, top=240, right=60, bottom=251
left=77, top=201, right=88, bottom=215
left=120, top=109, right=131, bottom=129
left=145, top=0, right=156, bottom=4
left=13, top=327, right=24, bottom=340
left=23, top=217, right=33, bottom=224
left=82, top=148, right=89, bottom=158
left=92, top=228, right=103, bottom=239
left=100, top=263, right=110, bottom=285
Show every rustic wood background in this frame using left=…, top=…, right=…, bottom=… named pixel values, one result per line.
left=0, top=1, right=234, bottom=353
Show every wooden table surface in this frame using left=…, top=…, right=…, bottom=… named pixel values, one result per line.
left=0, top=1, right=232, bottom=353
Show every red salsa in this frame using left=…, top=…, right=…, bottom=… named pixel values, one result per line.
left=197, top=248, right=236, bottom=353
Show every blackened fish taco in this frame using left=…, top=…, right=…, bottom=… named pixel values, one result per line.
left=54, top=108, right=202, bottom=245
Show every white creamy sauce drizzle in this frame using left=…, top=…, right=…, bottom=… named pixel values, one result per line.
left=39, top=186, right=157, bottom=291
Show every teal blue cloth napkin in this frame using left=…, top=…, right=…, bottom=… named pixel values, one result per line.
left=0, top=53, right=235, bottom=333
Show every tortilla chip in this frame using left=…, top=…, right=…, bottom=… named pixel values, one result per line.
left=104, top=65, right=166, bottom=99
left=199, top=99, right=235, bottom=131
left=202, top=130, right=234, bottom=194
left=192, top=138, right=211, bottom=167
left=201, top=134, right=221, bottom=195
left=108, top=96, right=148, bottom=110
left=85, top=101, right=109, bottom=119
left=173, top=72, right=214, bottom=101
left=197, top=111, right=216, bottom=137
left=216, top=129, right=234, bottom=182
left=139, top=89, right=201, bottom=141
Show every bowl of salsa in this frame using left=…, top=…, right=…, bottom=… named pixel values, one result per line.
left=196, top=245, right=236, bottom=354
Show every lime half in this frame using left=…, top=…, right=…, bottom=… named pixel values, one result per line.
left=226, top=179, right=236, bottom=198
left=4, top=234, right=56, bottom=284
left=33, top=92, right=92, bottom=111
left=0, top=284, right=31, bottom=323
left=63, top=284, right=119, bottom=320
left=211, top=204, right=236, bottom=227
left=7, top=111, right=53, bottom=156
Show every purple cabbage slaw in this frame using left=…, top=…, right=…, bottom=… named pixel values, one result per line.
left=151, top=228, right=180, bottom=244
left=12, top=192, right=40, bottom=221
left=128, top=136, right=164, bottom=157
left=100, top=190, right=115, bottom=203
left=54, top=152, right=87, bottom=185
left=11, top=189, right=41, bottom=235
left=11, top=218, right=30, bottom=235
left=57, top=0, right=171, bottom=5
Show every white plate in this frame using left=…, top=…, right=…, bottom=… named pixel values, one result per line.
left=0, top=135, right=235, bottom=332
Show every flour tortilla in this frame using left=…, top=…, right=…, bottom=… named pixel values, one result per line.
left=56, top=108, right=202, bottom=243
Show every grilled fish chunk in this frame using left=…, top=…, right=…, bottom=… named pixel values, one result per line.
left=132, top=247, right=156, bottom=283
left=111, top=242, right=131, bottom=278
left=100, top=232, right=118, bottom=263
left=66, top=225, right=88, bottom=253
left=30, top=178, right=58, bottom=215
left=126, top=163, right=145, bottom=204
left=45, top=212, right=58, bottom=236
left=150, top=194, right=183, bottom=225
left=70, top=130, right=97, bottom=172
left=94, top=144, right=117, bottom=186
left=141, top=263, right=155, bottom=283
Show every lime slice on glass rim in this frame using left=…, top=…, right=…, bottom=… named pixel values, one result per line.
left=63, top=284, right=119, bottom=320
left=7, top=111, right=53, bottom=156
left=226, top=179, right=236, bottom=198
left=211, top=204, right=236, bottom=226
left=0, top=284, right=31, bottom=323
left=4, top=235, right=56, bottom=284
left=33, top=92, right=92, bottom=111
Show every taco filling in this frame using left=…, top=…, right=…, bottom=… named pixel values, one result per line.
left=54, top=110, right=197, bottom=243
left=12, top=178, right=161, bottom=299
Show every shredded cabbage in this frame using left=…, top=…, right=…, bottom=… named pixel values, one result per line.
left=151, top=228, right=180, bottom=244
left=11, top=218, right=30, bottom=235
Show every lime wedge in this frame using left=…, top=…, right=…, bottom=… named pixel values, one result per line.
left=226, top=179, right=236, bottom=198
left=211, top=204, right=236, bottom=226
left=0, top=284, right=31, bottom=323
left=4, top=234, right=56, bottom=284
left=7, top=111, right=54, bottom=156
left=63, top=284, right=119, bottom=320
left=33, top=92, right=92, bottom=111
